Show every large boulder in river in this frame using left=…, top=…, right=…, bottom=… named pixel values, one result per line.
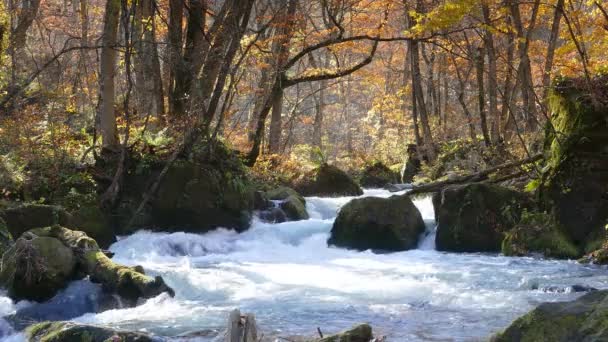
left=329, top=195, right=425, bottom=251
left=492, top=290, right=608, bottom=342
left=114, top=142, right=254, bottom=234
left=359, top=162, right=399, bottom=188
left=26, top=321, right=154, bottom=342
left=540, top=77, right=608, bottom=252
left=435, top=183, right=533, bottom=253
left=0, top=232, right=77, bottom=301
left=0, top=226, right=173, bottom=303
left=295, top=163, right=363, bottom=197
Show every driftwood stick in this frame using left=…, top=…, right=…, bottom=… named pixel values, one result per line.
left=406, top=153, right=542, bottom=196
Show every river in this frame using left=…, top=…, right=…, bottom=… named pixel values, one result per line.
left=2, top=189, right=608, bottom=341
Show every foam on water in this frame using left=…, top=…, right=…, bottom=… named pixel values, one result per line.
left=2, top=189, right=608, bottom=341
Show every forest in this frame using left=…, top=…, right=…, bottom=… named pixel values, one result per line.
left=0, top=0, right=607, bottom=341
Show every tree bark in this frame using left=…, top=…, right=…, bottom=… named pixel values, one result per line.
left=98, top=0, right=121, bottom=151
left=134, top=0, right=164, bottom=118
left=167, top=0, right=183, bottom=113
left=475, top=46, right=491, bottom=147
left=8, top=0, right=41, bottom=85
left=541, top=0, right=565, bottom=103
left=481, top=2, right=500, bottom=143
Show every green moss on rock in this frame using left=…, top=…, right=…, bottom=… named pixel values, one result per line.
left=26, top=321, right=153, bottom=342
left=502, top=211, right=580, bottom=259
left=317, top=324, right=373, bottom=342
left=295, top=163, right=363, bottom=197
left=0, top=234, right=76, bottom=302
left=492, top=290, right=608, bottom=342
left=540, top=77, right=608, bottom=248
left=280, top=195, right=309, bottom=221
left=329, top=195, right=425, bottom=251
left=435, top=183, right=534, bottom=253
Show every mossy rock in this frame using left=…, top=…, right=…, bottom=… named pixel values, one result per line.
left=0, top=234, right=76, bottom=302
left=580, top=240, right=608, bottom=265
left=359, top=162, right=399, bottom=188
left=540, top=77, right=608, bottom=248
left=329, top=195, right=425, bottom=251
left=317, top=323, right=373, bottom=342
left=116, top=142, right=254, bottom=234
left=492, top=290, right=608, bottom=342
left=435, top=183, right=534, bottom=253
left=26, top=321, right=154, bottom=342
left=295, top=163, right=363, bottom=197
left=502, top=211, right=580, bottom=259
left=280, top=195, right=309, bottom=221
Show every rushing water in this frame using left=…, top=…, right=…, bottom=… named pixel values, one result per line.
left=2, top=189, right=608, bottom=341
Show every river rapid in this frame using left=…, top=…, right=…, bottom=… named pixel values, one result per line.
left=2, top=189, right=608, bottom=341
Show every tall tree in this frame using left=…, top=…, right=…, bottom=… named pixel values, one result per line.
left=98, top=0, right=121, bottom=151
left=134, top=0, right=164, bottom=118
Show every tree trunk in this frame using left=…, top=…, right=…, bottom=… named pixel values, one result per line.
left=509, top=0, right=540, bottom=130
left=265, top=0, right=298, bottom=154
left=475, top=46, right=491, bottom=147
left=172, top=0, right=207, bottom=116
left=482, top=2, right=500, bottom=143
left=98, top=0, right=121, bottom=151
left=134, top=0, right=164, bottom=118
left=8, top=0, right=41, bottom=86
left=410, top=40, right=435, bottom=160
left=167, top=0, right=183, bottom=113
left=502, top=12, right=516, bottom=139
left=267, top=86, right=283, bottom=154
left=542, top=0, right=565, bottom=103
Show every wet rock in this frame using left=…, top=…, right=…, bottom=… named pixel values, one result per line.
left=385, top=183, right=413, bottom=192
left=253, top=191, right=271, bottom=210
left=266, top=186, right=305, bottom=203
left=295, top=163, right=363, bottom=197
left=258, top=207, right=287, bottom=223
left=317, top=323, right=374, bottom=342
left=0, top=226, right=174, bottom=303
left=434, top=183, right=534, bottom=253
left=359, top=162, right=398, bottom=188
left=492, top=290, right=608, bottom=342
left=0, top=233, right=76, bottom=302
left=329, top=195, right=425, bottom=252
left=280, top=195, right=309, bottom=221
left=26, top=321, right=155, bottom=342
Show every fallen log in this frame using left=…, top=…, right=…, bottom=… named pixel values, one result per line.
left=406, top=153, right=542, bottom=196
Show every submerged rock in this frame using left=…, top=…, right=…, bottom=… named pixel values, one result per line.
left=317, top=323, right=374, bottom=342
left=502, top=211, right=580, bottom=259
left=295, top=163, right=363, bottom=197
left=492, top=290, right=608, bottom=342
left=329, top=195, right=425, bottom=251
left=359, top=162, right=398, bottom=188
left=540, top=77, right=608, bottom=251
left=26, top=321, right=155, bottom=342
left=434, top=183, right=533, bottom=253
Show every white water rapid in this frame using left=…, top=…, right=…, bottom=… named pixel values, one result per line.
left=2, top=189, right=608, bottom=341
